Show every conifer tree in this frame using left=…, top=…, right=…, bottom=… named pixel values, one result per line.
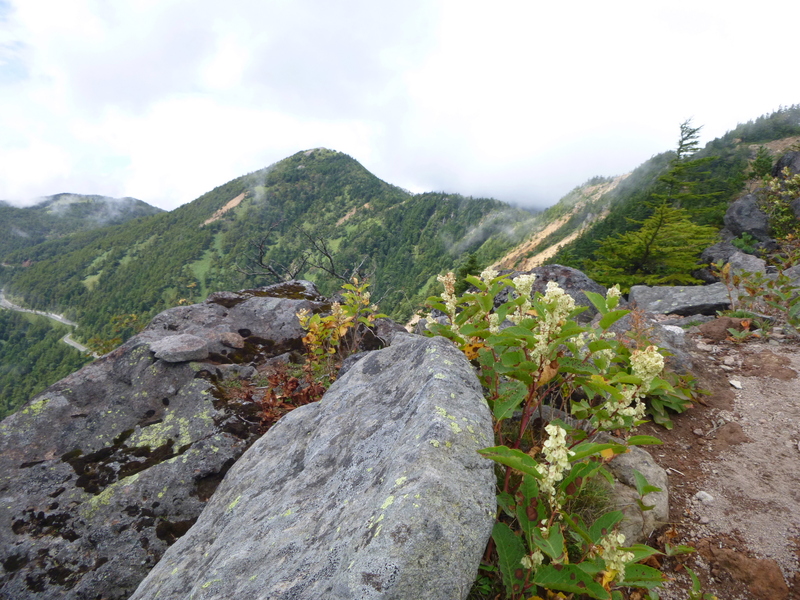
left=586, top=201, right=717, bottom=292
left=653, top=119, right=723, bottom=222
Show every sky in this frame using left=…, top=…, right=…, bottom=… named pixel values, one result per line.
left=0, top=0, right=797, bottom=212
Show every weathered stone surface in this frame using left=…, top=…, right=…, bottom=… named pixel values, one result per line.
left=629, top=283, right=731, bottom=316
left=602, top=312, right=694, bottom=373
left=496, top=265, right=611, bottom=323
left=130, top=335, right=496, bottom=600
left=700, top=241, right=740, bottom=266
left=139, top=280, right=325, bottom=363
left=772, top=150, right=800, bottom=178
left=149, top=333, right=210, bottom=362
left=727, top=250, right=767, bottom=274
left=723, top=194, right=771, bottom=242
left=600, top=435, right=669, bottom=544
left=0, top=284, right=327, bottom=600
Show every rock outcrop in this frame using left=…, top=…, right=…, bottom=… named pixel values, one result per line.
left=722, top=194, right=771, bottom=242
left=629, top=283, right=731, bottom=316
left=0, top=282, right=327, bottom=600
left=130, top=334, right=495, bottom=600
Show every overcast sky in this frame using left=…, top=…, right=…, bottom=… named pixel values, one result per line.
left=1, top=0, right=797, bottom=211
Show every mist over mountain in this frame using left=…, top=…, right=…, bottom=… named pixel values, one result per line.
left=0, top=194, right=163, bottom=257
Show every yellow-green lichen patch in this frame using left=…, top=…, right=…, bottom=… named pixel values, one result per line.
left=82, top=472, right=141, bottom=517
left=429, top=439, right=440, bottom=448
left=227, top=495, right=242, bottom=512
left=443, top=359, right=454, bottom=365
left=433, top=373, right=446, bottom=380
left=425, top=347, right=436, bottom=354
left=449, top=422, right=462, bottom=434
left=381, top=496, right=395, bottom=510
left=201, top=579, right=221, bottom=589
left=21, top=398, right=50, bottom=417
left=394, top=476, right=407, bottom=486
left=281, top=508, right=293, bottom=517
left=127, top=411, right=194, bottom=449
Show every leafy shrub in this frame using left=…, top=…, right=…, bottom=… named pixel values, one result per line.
left=425, top=269, right=695, bottom=599
left=296, top=277, right=384, bottom=379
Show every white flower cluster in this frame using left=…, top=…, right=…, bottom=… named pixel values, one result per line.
left=509, top=273, right=536, bottom=325
left=520, top=549, right=544, bottom=570
left=488, top=312, right=501, bottom=334
left=630, top=345, right=664, bottom=391
left=599, top=531, right=633, bottom=582
left=536, top=424, right=575, bottom=506
left=429, top=272, right=460, bottom=335
left=480, top=266, right=499, bottom=284
left=543, top=281, right=576, bottom=318
left=599, top=345, right=663, bottom=428
left=606, top=284, right=622, bottom=300
left=526, top=282, right=575, bottom=365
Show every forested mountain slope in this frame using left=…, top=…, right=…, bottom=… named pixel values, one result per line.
left=490, top=106, right=800, bottom=278
left=0, top=149, right=532, bottom=345
left=549, top=106, right=800, bottom=271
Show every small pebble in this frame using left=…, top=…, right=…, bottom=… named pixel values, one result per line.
left=699, top=516, right=710, bottom=524
left=694, top=491, right=715, bottom=503
left=729, top=380, right=743, bottom=389
left=693, top=428, right=704, bottom=437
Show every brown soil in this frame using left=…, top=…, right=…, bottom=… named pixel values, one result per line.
left=638, top=333, right=800, bottom=600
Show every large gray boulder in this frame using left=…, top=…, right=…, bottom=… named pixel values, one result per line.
left=772, top=150, right=800, bottom=177
left=130, top=334, right=496, bottom=600
left=0, top=282, right=327, bottom=600
left=722, top=194, right=771, bottom=242
left=604, top=441, right=669, bottom=544
left=629, top=283, right=731, bottom=316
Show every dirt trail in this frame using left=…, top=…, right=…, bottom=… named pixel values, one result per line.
left=641, top=335, right=800, bottom=600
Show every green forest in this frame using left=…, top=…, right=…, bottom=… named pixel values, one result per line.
left=0, top=311, right=91, bottom=419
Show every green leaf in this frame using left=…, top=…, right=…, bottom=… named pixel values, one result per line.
left=492, top=381, right=526, bottom=421
left=589, top=511, right=624, bottom=544
left=623, top=564, right=665, bottom=590
left=496, top=492, right=516, bottom=518
left=569, top=442, right=627, bottom=462
left=627, top=435, right=663, bottom=446
left=633, top=469, right=662, bottom=496
left=491, top=522, right=527, bottom=597
left=584, top=290, right=609, bottom=315
left=532, top=564, right=610, bottom=599
left=531, top=525, right=566, bottom=561
left=664, top=542, right=695, bottom=557
left=599, top=309, right=630, bottom=330
left=624, top=543, right=663, bottom=562
left=519, top=473, right=539, bottom=500
left=478, top=446, right=543, bottom=479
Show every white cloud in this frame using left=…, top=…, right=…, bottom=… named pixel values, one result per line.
left=0, top=0, right=796, bottom=210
